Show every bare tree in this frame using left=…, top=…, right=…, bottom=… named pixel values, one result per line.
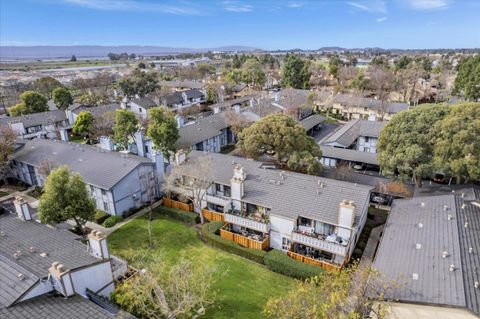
left=117, top=256, right=217, bottom=319
left=0, top=126, right=17, bottom=184
left=222, top=109, right=251, bottom=135
left=91, top=110, right=115, bottom=139
left=334, top=162, right=353, bottom=182
left=368, top=66, right=394, bottom=120
left=163, top=154, right=213, bottom=224
left=337, top=66, right=358, bottom=90
left=37, top=158, right=57, bottom=184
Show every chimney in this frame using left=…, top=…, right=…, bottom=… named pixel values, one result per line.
left=14, top=196, right=31, bottom=221
left=230, top=164, right=246, bottom=200
left=234, top=104, right=241, bottom=113
left=213, top=106, right=220, bottom=114
left=99, top=136, right=114, bottom=151
left=59, top=128, right=69, bottom=141
left=135, top=130, right=146, bottom=157
left=175, top=150, right=186, bottom=165
left=175, top=115, right=185, bottom=128
left=337, top=200, right=355, bottom=240
left=274, top=92, right=280, bottom=102
left=88, top=230, right=110, bottom=259
left=153, top=152, right=164, bottom=187
left=49, top=262, right=74, bottom=297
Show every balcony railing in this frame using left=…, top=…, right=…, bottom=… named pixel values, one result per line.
left=292, top=231, right=348, bottom=256
left=287, top=251, right=342, bottom=272
left=206, top=194, right=230, bottom=207
left=162, top=197, right=193, bottom=212
left=202, top=209, right=224, bottom=222
left=220, top=225, right=269, bottom=250
left=224, top=213, right=269, bottom=233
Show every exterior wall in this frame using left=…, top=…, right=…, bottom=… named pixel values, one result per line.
left=190, top=129, right=229, bottom=153
left=19, top=280, right=55, bottom=302
left=70, top=261, right=114, bottom=298
left=269, top=214, right=295, bottom=251
left=127, top=102, right=149, bottom=118
left=320, top=157, right=338, bottom=167
left=358, top=136, right=378, bottom=153
left=90, top=186, right=115, bottom=215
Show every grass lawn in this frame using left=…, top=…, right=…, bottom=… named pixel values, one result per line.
left=108, top=213, right=294, bottom=319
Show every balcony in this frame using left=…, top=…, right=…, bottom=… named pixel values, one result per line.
left=202, top=209, right=224, bottom=222
left=287, top=251, right=342, bottom=272
left=224, top=212, right=269, bottom=233
left=206, top=194, right=230, bottom=207
left=292, top=231, right=348, bottom=256
left=162, top=197, right=193, bottom=212
left=220, top=224, right=269, bottom=250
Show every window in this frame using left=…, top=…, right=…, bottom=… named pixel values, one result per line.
left=365, top=136, right=370, bottom=143
left=215, top=183, right=222, bottom=193
left=89, top=185, right=94, bottom=193
left=101, top=189, right=107, bottom=196
left=223, top=185, right=231, bottom=197
left=298, top=217, right=312, bottom=227
left=103, top=201, right=109, bottom=212
left=282, top=237, right=291, bottom=251
left=139, top=107, right=143, bottom=113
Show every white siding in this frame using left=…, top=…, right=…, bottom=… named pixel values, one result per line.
left=70, top=261, right=114, bottom=298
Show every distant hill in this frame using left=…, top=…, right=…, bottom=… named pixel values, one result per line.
left=0, top=45, right=259, bottom=60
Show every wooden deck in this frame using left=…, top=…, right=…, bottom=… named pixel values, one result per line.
left=220, top=225, right=269, bottom=250
left=287, top=250, right=342, bottom=272
left=202, top=209, right=225, bottom=222
left=162, top=197, right=194, bottom=212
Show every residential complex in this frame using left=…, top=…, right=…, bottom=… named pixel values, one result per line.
left=166, top=151, right=372, bottom=271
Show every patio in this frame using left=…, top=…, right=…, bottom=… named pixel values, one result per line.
left=220, top=223, right=270, bottom=250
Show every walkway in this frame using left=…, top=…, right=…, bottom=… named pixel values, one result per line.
left=360, top=224, right=384, bottom=267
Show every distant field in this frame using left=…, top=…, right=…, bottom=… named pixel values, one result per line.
left=0, top=59, right=125, bottom=71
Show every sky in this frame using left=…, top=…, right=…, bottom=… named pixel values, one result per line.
left=0, top=0, right=479, bottom=49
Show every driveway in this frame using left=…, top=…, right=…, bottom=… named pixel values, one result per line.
left=313, top=123, right=341, bottom=143
left=321, top=167, right=393, bottom=187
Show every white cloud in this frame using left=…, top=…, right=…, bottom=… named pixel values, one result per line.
left=347, top=1, right=387, bottom=13
left=404, top=0, right=450, bottom=10
left=61, top=0, right=204, bottom=15
left=287, top=2, right=304, bottom=8
left=223, top=1, right=253, bottom=12
left=376, top=16, right=387, bottom=22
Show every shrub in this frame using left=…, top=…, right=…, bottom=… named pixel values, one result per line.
left=263, top=250, right=323, bottom=279
left=357, top=241, right=367, bottom=250
left=200, top=222, right=266, bottom=264
left=94, top=210, right=110, bottom=224
left=155, top=206, right=199, bottom=225
left=103, top=215, right=123, bottom=228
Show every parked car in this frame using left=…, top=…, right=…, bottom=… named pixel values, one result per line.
left=353, top=164, right=364, bottom=170
left=432, top=173, right=447, bottom=184
left=371, top=196, right=387, bottom=204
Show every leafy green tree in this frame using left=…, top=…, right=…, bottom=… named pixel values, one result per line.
left=147, top=107, right=179, bottom=159
left=52, top=87, right=73, bottom=109
left=238, top=113, right=322, bottom=175
left=73, top=111, right=94, bottom=140
left=226, top=69, right=243, bottom=84
left=394, top=56, right=412, bottom=71
left=282, top=54, right=311, bottom=89
left=206, top=85, right=219, bottom=104
left=33, top=76, right=63, bottom=99
left=78, top=92, right=108, bottom=106
left=38, top=166, right=96, bottom=233
left=196, top=63, right=215, bottom=78
left=119, top=68, right=159, bottom=98
left=377, top=104, right=450, bottom=187
left=8, top=91, right=48, bottom=116
left=370, top=56, right=389, bottom=68
left=433, top=103, right=480, bottom=183
left=114, top=109, right=139, bottom=150
left=453, top=55, right=480, bottom=100
left=70, top=55, right=77, bottom=62
left=241, top=58, right=266, bottom=88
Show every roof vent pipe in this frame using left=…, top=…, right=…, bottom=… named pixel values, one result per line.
left=449, top=264, right=456, bottom=272
left=442, top=251, right=448, bottom=258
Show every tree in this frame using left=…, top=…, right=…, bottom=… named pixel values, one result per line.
left=137, top=61, right=146, bottom=69
left=147, top=107, right=179, bottom=159
left=328, top=55, right=344, bottom=81
left=33, top=76, right=62, bottom=99
left=394, top=56, right=412, bottom=71
left=113, top=257, right=217, bottom=319
left=0, top=126, right=17, bottom=183
left=164, top=153, right=212, bottom=224
left=241, top=59, right=266, bottom=88
left=73, top=111, right=94, bottom=140
left=222, top=109, right=251, bottom=135
left=9, top=91, right=48, bottom=116
left=433, top=102, right=480, bottom=183
left=52, top=87, right=73, bottom=109
left=238, top=114, right=322, bottom=175
left=377, top=104, right=450, bottom=187
left=119, top=68, right=159, bottom=98
left=226, top=69, right=243, bottom=84
left=370, top=56, right=389, bottom=68
left=114, top=109, right=139, bottom=150
left=37, top=158, right=57, bottom=184
left=368, top=66, right=394, bottom=119
left=264, top=261, right=396, bottom=319
left=453, top=55, right=480, bottom=100
left=70, top=55, right=77, bottom=62
left=206, top=85, right=219, bottom=104
left=196, top=63, right=215, bottom=78
left=78, top=92, right=108, bottom=106
left=38, top=166, right=96, bottom=233
left=92, top=111, right=115, bottom=139
left=282, top=54, right=311, bottom=89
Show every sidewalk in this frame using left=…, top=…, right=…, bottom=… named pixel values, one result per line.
left=360, top=224, right=384, bottom=267
left=68, top=200, right=164, bottom=236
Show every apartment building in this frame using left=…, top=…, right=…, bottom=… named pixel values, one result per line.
left=166, top=151, right=372, bottom=271
left=0, top=110, right=69, bottom=139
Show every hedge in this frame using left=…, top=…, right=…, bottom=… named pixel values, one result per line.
left=263, top=250, right=324, bottom=279
left=201, top=222, right=266, bottom=264
left=155, top=206, right=200, bottom=225
left=103, top=215, right=123, bottom=228
left=94, top=210, right=110, bottom=224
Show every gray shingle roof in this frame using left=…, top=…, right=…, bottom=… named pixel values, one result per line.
left=180, top=151, right=372, bottom=226
left=322, top=119, right=385, bottom=147
left=184, top=89, right=204, bottom=99
left=320, top=146, right=379, bottom=165
left=373, top=194, right=480, bottom=314
left=300, top=114, right=326, bottom=131
left=163, top=92, right=184, bottom=106
left=0, top=213, right=101, bottom=280
left=176, top=112, right=230, bottom=149
left=0, top=293, right=119, bottom=318
left=0, top=254, right=39, bottom=308
left=13, top=139, right=153, bottom=189
left=158, top=80, right=206, bottom=90
left=0, top=110, right=67, bottom=128
left=130, top=98, right=156, bottom=109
